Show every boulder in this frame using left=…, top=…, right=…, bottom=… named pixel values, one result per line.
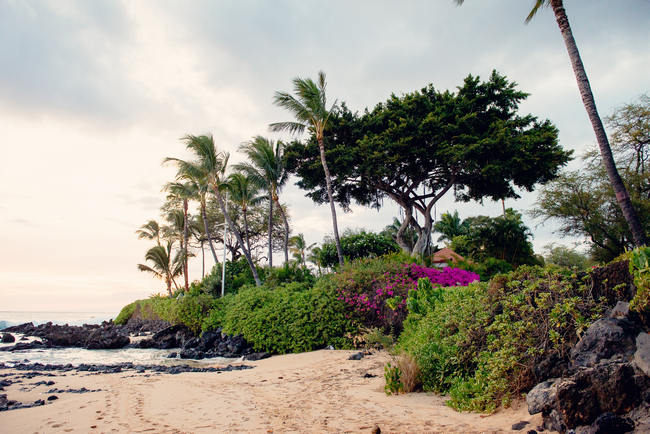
left=570, top=318, right=638, bottom=369
left=1, top=333, right=15, bottom=343
left=244, top=352, right=271, bottom=361
left=526, top=379, right=558, bottom=415
left=83, top=329, right=130, bottom=350
left=634, top=332, right=650, bottom=378
left=609, top=301, right=631, bottom=319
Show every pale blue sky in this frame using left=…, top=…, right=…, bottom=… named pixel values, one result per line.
left=0, top=0, right=648, bottom=312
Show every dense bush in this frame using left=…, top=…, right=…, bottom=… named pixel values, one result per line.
left=199, top=258, right=265, bottom=297
left=263, top=262, right=315, bottom=289
left=113, top=292, right=216, bottom=333
left=398, top=265, right=608, bottom=412
left=212, top=281, right=358, bottom=354
left=320, top=254, right=479, bottom=334
left=319, top=231, right=400, bottom=268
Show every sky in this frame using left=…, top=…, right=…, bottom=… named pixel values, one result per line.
left=0, top=0, right=648, bottom=314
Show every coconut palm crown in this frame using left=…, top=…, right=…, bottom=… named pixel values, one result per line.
left=270, top=71, right=345, bottom=266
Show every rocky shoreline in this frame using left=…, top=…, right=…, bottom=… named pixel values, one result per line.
left=526, top=301, right=650, bottom=433
left=1, top=319, right=270, bottom=361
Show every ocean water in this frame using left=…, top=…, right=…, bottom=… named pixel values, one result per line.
left=0, top=311, right=235, bottom=367
left=0, top=311, right=115, bottom=330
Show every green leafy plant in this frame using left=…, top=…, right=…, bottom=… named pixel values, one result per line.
left=630, top=247, right=650, bottom=327
left=384, top=362, right=403, bottom=395
left=397, top=265, right=609, bottom=412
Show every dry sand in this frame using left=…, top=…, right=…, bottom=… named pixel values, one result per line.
left=0, top=350, right=543, bottom=433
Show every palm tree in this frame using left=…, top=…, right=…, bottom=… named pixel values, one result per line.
left=307, top=246, right=323, bottom=275
left=225, top=172, right=265, bottom=255
left=164, top=181, right=197, bottom=291
left=136, top=220, right=162, bottom=246
left=236, top=136, right=290, bottom=264
left=456, top=0, right=647, bottom=247
left=433, top=211, right=469, bottom=245
left=181, top=134, right=262, bottom=286
left=137, top=241, right=183, bottom=296
left=270, top=71, right=345, bottom=266
left=289, top=233, right=317, bottom=266
left=164, top=156, right=221, bottom=268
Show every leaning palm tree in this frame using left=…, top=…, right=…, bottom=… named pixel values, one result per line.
left=455, top=0, right=646, bottom=246
left=137, top=241, right=183, bottom=296
left=164, top=156, right=221, bottom=267
left=136, top=220, right=162, bottom=246
left=181, top=134, right=262, bottom=286
left=270, top=71, right=345, bottom=266
left=164, top=181, right=197, bottom=291
left=236, top=136, right=290, bottom=264
left=225, top=172, right=265, bottom=255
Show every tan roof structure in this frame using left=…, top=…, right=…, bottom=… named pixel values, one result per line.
left=432, top=247, right=464, bottom=264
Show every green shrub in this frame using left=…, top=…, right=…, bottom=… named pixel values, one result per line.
left=630, top=247, right=650, bottom=328
left=200, top=295, right=234, bottom=332
left=221, top=281, right=358, bottom=354
left=319, top=231, right=400, bottom=268
left=263, top=262, right=315, bottom=289
left=174, top=293, right=216, bottom=333
left=397, top=265, right=608, bottom=412
left=114, top=301, right=137, bottom=325
left=384, top=362, right=403, bottom=395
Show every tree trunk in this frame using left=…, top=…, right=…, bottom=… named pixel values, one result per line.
left=396, top=207, right=414, bottom=253
left=212, top=186, right=262, bottom=286
left=274, top=198, right=290, bottom=264
left=243, top=206, right=252, bottom=255
left=412, top=206, right=434, bottom=257
left=182, top=198, right=189, bottom=291
left=166, top=276, right=172, bottom=297
left=268, top=193, right=273, bottom=267
left=551, top=0, right=647, bottom=246
left=318, top=139, right=344, bottom=266
left=201, top=201, right=220, bottom=266
left=201, top=241, right=205, bottom=279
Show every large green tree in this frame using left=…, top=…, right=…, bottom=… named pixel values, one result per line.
left=451, top=209, right=539, bottom=267
left=456, top=0, right=647, bottom=246
left=286, top=72, right=571, bottom=256
left=270, top=71, right=344, bottom=266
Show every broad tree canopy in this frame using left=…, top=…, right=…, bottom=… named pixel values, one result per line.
left=286, top=71, right=572, bottom=254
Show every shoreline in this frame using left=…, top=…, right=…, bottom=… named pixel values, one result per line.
left=0, top=349, right=542, bottom=433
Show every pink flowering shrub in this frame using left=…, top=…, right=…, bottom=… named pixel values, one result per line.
left=326, top=255, right=479, bottom=334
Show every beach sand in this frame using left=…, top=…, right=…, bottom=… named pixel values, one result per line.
left=0, top=349, right=542, bottom=433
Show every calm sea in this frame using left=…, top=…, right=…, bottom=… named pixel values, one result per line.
left=0, top=311, right=116, bottom=330
left=0, top=311, right=234, bottom=367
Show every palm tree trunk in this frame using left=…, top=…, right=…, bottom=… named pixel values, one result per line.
left=166, top=276, right=172, bottom=296
left=201, top=201, right=220, bottom=266
left=551, top=0, right=647, bottom=246
left=182, top=198, right=189, bottom=290
left=268, top=193, right=273, bottom=267
left=317, top=139, right=344, bottom=266
left=212, top=186, right=262, bottom=286
left=243, top=207, right=252, bottom=255
left=201, top=241, right=205, bottom=279
left=274, top=198, right=290, bottom=264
